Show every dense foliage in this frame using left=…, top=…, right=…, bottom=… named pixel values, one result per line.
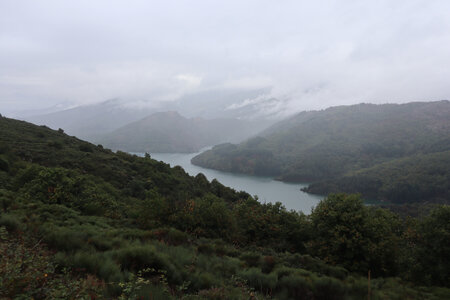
left=1, top=116, right=449, bottom=299
left=304, top=151, right=450, bottom=203
left=192, top=101, right=450, bottom=204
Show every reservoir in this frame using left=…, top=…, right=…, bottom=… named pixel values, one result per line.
left=138, top=151, right=323, bottom=214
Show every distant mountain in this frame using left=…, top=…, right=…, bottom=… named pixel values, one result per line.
left=22, top=88, right=278, bottom=142
left=24, top=99, right=157, bottom=140
left=5, top=102, right=76, bottom=119
left=95, top=111, right=271, bottom=153
left=192, top=101, right=450, bottom=203
left=167, top=87, right=276, bottom=119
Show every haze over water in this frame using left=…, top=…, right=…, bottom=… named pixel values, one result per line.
left=138, top=151, right=323, bottom=214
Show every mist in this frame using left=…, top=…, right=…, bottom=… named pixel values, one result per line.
left=1, top=0, right=450, bottom=117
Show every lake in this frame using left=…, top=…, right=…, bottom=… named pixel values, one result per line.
left=137, top=151, right=323, bottom=214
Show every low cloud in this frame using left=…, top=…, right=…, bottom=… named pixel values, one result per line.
left=1, top=0, right=449, bottom=115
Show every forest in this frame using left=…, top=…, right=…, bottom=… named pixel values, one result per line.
left=192, top=101, right=450, bottom=204
left=0, top=116, right=449, bottom=299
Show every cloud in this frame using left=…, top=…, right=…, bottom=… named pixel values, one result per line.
left=1, top=0, right=449, bottom=115
left=175, top=74, right=203, bottom=88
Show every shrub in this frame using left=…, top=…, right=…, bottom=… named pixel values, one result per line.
left=79, top=144, right=93, bottom=153
left=191, top=272, right=217, bottom=290
left=0, top=157, right=9, bottom=172
left=261, top=256, right=277, bottom=273
left=238, top=268, right=277, bottom=294
left=166, top=228, right=189, bottom=246
left=197, top=287, right=227, bottom=300
left=47, top=140, right=63, bottom=149
left=326, top=266, right=348, bottom=280
left=312, top=276, right=346, bottom=300
left=197, top=243, right=214, bottom=255
left=212, top=257, right=241, bottom=277
left=0, top=214, right=21, bottom=232
left=134, top=284, right=174, bottom=300
left=274, top=266, right=295, bottom=279
left=239, top=252, right=260, bottom=268
left=41, top=225, right=87, bottom=252
left=0, top=189, right=14, bottom=211
left=113, top=245, right=181, bottom=284
left=114, top=245, right=164, bottom=271
left=277, top=273, right=313, bottom=299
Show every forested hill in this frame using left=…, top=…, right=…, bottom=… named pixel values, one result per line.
left=24, top=98, right=156, bottom=140
left=192, top=101, right=450, bottom=204
left=0, top=115, right=449, bottom=298
left=94, top=111, right=269, bottom=153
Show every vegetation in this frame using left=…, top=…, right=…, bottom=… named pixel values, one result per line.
left=192, top=101, right=450, bottom=204
left=304, top=151, right=450, bottom=203
left=0, top=116, right=449, bottom=299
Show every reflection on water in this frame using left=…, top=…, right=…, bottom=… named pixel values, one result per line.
left=136, top=151, right=323, bottom=214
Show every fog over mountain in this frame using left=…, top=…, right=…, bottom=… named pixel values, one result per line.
left=23, top=88, right=275, bottom=141
left=95, top=111, right=270, bottom=153
left=2, top=1, right=450, bottom=115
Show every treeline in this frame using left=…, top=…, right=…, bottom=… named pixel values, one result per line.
left=303, top=151, right=450, bottom=203
left=0, top=116, right=449, bottom=299
left=192, top=101, right=450, bottom=204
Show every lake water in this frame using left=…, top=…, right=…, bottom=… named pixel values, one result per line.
left=137, top=151, right=323, bottom=214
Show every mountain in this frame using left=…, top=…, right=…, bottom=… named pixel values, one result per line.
left=22, top=88, right=278, bottom=142
left=94, top=111, right=271, bottom=153
left=192, top=101, right=450, bottom=203
left=167, top=87, right=281, bottom=119
left=1, top=115, right=449, bottom=298
left=24, top=98, right=157, bottom=140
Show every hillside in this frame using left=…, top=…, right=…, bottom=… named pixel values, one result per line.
left=192, top=101, right=450, bottom=204
left=22, top=88, right=274, bottom=143
left=94, top=111, right=270, bottom=153
left=1, top=115, right=449, bottom=299
left=24, top=98, right=156, bottom=140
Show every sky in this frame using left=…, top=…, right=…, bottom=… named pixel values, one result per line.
left=1, top=0, right=450, bottom=116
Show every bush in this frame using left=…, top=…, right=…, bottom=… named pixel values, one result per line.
left=166, top=228, right=189, bottom=246
left=277, top=273, right=313, bottom=299
left=0, top=157, right=9, bottom=172
left=79, top=144, right=93, bottom=153
left=312, top=276, right=346, bottom=300
left=114, top=245, right=165, bottom=271
left=238, top=267, right=277, bottom=294
left=261, top=256, right=277, bottom=273
left=42, top=226, right=86, bottom=251
left=135, top=284, right=174, bottom=300
left=191, top=272, right=218, bottom=290
left=47, top=140, right=63, bottom=149
left=239, top=252, right=260, bottom=268
left=0, top=189, right=13, bottom=211
left=0, top=214, right=21, bottom=232
left=113, top=245, right=181, bottom=284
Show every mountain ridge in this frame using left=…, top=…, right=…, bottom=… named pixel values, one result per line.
left=94, top=111, right=271, bottom=153
left=192, top=100, right=450, bottom=203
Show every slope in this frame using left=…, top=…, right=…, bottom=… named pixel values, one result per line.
left=24, top=98, right=156, bottom=140
left=0, top=115, right=449, bottom=298
left=95, top=111, right=270, bottom=153
left=192, top=101, right=450, bottom=203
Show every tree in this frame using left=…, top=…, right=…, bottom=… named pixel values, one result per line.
left=310, top=194, right=400, bottom=275
left=410, top=205, right=450, bottom=286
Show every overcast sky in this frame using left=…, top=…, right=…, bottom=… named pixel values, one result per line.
left=1, top=0, right=450, bottom=116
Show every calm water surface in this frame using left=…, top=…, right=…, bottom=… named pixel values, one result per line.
left=137, top=150, right=323, bottom=214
